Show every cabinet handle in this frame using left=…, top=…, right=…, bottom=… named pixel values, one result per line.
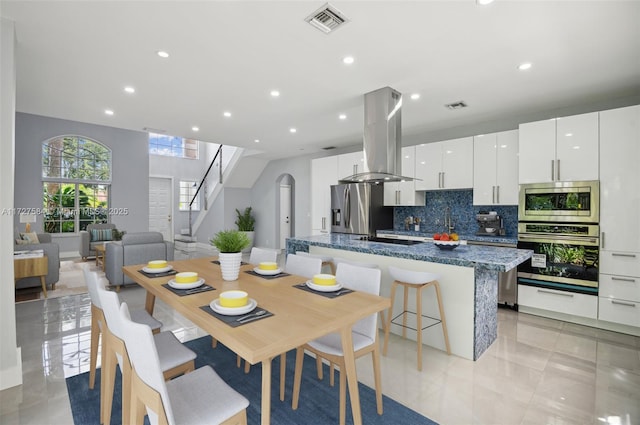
left=611, top=300, right=636, bottom=308
left=496, top=186, right=500, bottom=204
left=556, top=159, right=560, bottom=181
left=537, top=289, right=574, bottom=297
left=612, top=253, right=637, bottom=258
left=322, top=217, right=326, bottom=230
left=353, top=164, right=357, bottom=175
left=441, top=172, right=445, bottom=188
left=601, top=232, right=605, bottom=249
left=611, top=277, right=636, bottom=282
left=492, top=186, right=496, bottom=204
left=551, top=160, right=555, bottom=181
left=396, top=190, right=400, bottom=204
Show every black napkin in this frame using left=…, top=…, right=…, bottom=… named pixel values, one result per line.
left=199, top=304, right=273, bottom=327
left=138, top=269, right=178, bottom=278
left=245, top=270, right=290, bottom=280
left=293, top=283, right=354, bottom=299
left=161, top=283, right=215, bottom=296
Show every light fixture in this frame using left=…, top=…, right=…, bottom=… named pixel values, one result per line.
left=289, top=128, right=297, bottom=133
left=343, top=56, right=354, bottom=65
left=410, top=93, right=421, bottom=100
left=20, top=214, right=36, bottom=232
left=157, top=50, right=169, bottom=58
left=223, top=111, right=231, bottom=118
left=565, top=133, right=573, bottom=137
left=518, top=62, right=532, bottom=71
left=477, top=0, right=495, bottom=5
left=254, top=139, right=260, bottom=143
left=339, top=114, right=347, bottom=120
left=124, top=86, right=135, bottom=94
left=270, top=90, right=280, bottom=97
left=104, top=109, right=114, bottom=115
left=192, top=126, right=199, bottom=132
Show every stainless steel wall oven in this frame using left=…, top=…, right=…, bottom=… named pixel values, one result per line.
left=518, top=180, right=600, bottom=295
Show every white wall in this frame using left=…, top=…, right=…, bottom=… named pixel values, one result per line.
left=0, top=17, right=22, bottom=390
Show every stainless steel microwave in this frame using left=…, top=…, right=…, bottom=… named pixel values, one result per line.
left=518, top=180, right=599, bottom=223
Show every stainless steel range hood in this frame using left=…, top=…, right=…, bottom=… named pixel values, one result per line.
left=339, top=86, right=415, bottom=183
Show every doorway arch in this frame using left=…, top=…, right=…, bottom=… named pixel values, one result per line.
left=275, top=173, right=295, bottom=250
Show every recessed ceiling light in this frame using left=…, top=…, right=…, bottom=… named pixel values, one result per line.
left=157, top=50, right=169, bottom=58
left=270, top=90, right=280, bottom=97
left=410, top=93, right=421, bottom=100
left=339, top=114, right=347, bottom=120
left=254, top=139, right=260, bottom=143
left=124, top=86, right=135, bottom=94
left=565, top=133, right=573, bottom=137
left=223, top=111, right=231, bottom=118
left=192, top=126, right=199, bottom=132
left=290, top=128, right=297, bottom=133
left=518, top=62, right=532, bottom=71
left=104, top=109, right=114, bottom=116
left=343, top=56, right=354, bottom=65
left=477, top=0, right=495, bottom=5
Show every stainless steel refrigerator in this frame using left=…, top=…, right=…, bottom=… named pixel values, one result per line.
left=330, top=183, right=392, bottom=237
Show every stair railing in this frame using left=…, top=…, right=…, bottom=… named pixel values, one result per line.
left=189, top=144, right=223, bottom=236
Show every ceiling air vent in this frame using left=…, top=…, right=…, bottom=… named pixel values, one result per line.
left=445, top=101, right=468, bottom=110
left=305, top=3, right=348, bottom=34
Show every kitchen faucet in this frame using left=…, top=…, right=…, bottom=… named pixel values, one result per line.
left=444, top=207, right=455, bottom=233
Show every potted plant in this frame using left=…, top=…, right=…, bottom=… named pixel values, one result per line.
left=235, top=207, right=255, bottom=254
left=210, top=230, right=250, bottom=281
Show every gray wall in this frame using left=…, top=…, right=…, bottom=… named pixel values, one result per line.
left=14, top=113, right=149, bottom=254
left=195, top=187, right=251, bottom=244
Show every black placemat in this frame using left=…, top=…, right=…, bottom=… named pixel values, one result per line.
left=138, top=269, right=178, bottom=278
left=161, top=283, right=215, bottom=296
left=199, top=304, right=273, bottom=327
left=244, top=270, right=290, bottom=280
left=293, top=283, right=354, bottom=299
left=211, top=260, right=249, bottom=266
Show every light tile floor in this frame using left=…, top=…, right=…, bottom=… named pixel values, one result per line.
left=2, top=268, right=639, bottom=424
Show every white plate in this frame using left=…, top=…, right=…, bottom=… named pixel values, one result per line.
left=142, top=265, right=173, bottom=273
left=210, top=298, right=257, bottom=316
left=253, top=267, right=282, bottom=276
left=306, top=280, right=344, bottom=292
left=168, top=278, right=204, bottom=290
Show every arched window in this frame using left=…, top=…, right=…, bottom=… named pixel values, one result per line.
left=42, top=136, right=112, bottom=233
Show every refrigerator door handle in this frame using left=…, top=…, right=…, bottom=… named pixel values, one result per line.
left=344, top=186, right=351, bottom=228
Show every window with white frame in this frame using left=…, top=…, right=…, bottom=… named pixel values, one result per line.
left=42, top=136, right=112, bottom=233
left=179, top=181, right=199, bottom=211
left=149, top=133, right=199, bottom=159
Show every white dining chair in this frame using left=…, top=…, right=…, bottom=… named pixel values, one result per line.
left=96, top=283, right=197, bottom=425
left=291, top=263, right=384, bottom=425
left=83, top=264, right=162, bottom=392
left=119, top=302, right=249, bottom=425
left=295, top=251, right=335, bottom=274
left=248, top=247, right=279, bottom=265
left=284, top=253, right=322, bottom=279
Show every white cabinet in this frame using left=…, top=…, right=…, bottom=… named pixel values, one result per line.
left=519, top=112, right=599, bottom=183
left=384, top=146, right=425, bottom=206
left=473, top=130, right=519, bottom=205
left=311, top=156, right=338, bottom=235
left=598, top=105, right=640, bottom=328
left=337, top=151, right=365, bottom=180
left=414, top=137, right=473, bottom=191
left=518, top=285, right=597, bottom=319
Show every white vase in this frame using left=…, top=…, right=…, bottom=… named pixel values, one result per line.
left=218, top=252, right=243, bottom=281
left=241, top=231, right=255, bottom=254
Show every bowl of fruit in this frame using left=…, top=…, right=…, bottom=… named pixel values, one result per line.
left=432, top=232, right=460, bottom=250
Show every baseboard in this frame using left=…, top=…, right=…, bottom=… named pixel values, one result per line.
left=61, top=251, right=82, bottom=259
left=0, top=347, right=23, bottom=390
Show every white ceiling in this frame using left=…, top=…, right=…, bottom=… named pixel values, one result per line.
left=2, top=1, right=640, bottom=160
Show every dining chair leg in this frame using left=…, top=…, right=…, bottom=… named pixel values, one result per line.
left=416, top=284, right=424, bottom=371
left=315, top=355, right=323, bottom=380
left=121, top=356, right=132, bottom=425
left=89, top=306, right=100, bottom=389
left=244, top=359, right=251, bottom=374
left=372, top=345, right=383, bottom=415
left=236, top=355, right=242, bottom=368
left=101, top=343, right=116, bottom=425
left=329, top=362, right=335, bottom=387
left=339, top=363, right=347, bottom=425
left=291, top=347, right=305, bottom=410
left=279, top=352, right=286, bottom=401
left=211, top=337, right=218, bottom=348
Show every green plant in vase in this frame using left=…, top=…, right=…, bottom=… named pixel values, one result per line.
left=210, top=230, right=250, bottom=281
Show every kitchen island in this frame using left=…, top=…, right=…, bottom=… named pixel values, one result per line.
left=286, top=233, right=532, bottom=360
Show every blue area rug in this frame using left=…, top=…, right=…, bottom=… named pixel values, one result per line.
left=66, top=335, right=438, bottom=425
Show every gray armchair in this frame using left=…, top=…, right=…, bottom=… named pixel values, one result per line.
left=105, top=232, right=174, bottom=289
left=14, top=233, right=60, bottom=290
left=79, top=223, right=117, bottom=260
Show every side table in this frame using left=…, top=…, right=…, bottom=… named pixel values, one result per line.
left=14, top=255, right=49, bottom=298
left=95, top=243, right=107, bottom=271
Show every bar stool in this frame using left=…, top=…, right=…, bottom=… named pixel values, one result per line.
left=383, top=266, right=451, bottom=371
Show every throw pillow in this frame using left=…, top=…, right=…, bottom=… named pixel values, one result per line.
left=16, top=238, right=31, bottom=245
left=20, top=232, right=40, bottom=244
left=90, top=228, right=113, bottom=241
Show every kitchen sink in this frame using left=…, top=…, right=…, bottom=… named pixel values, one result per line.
left=359, top=236, right=425, bottom=246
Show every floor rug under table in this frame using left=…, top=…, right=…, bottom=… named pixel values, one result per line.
left=66, top=335, right=438, bottom=425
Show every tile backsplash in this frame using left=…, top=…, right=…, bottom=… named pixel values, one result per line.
left=393, top=189, right=518, bottom=237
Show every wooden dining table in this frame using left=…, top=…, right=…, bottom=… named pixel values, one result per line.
left=123, top=257, right=390, bottom=425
